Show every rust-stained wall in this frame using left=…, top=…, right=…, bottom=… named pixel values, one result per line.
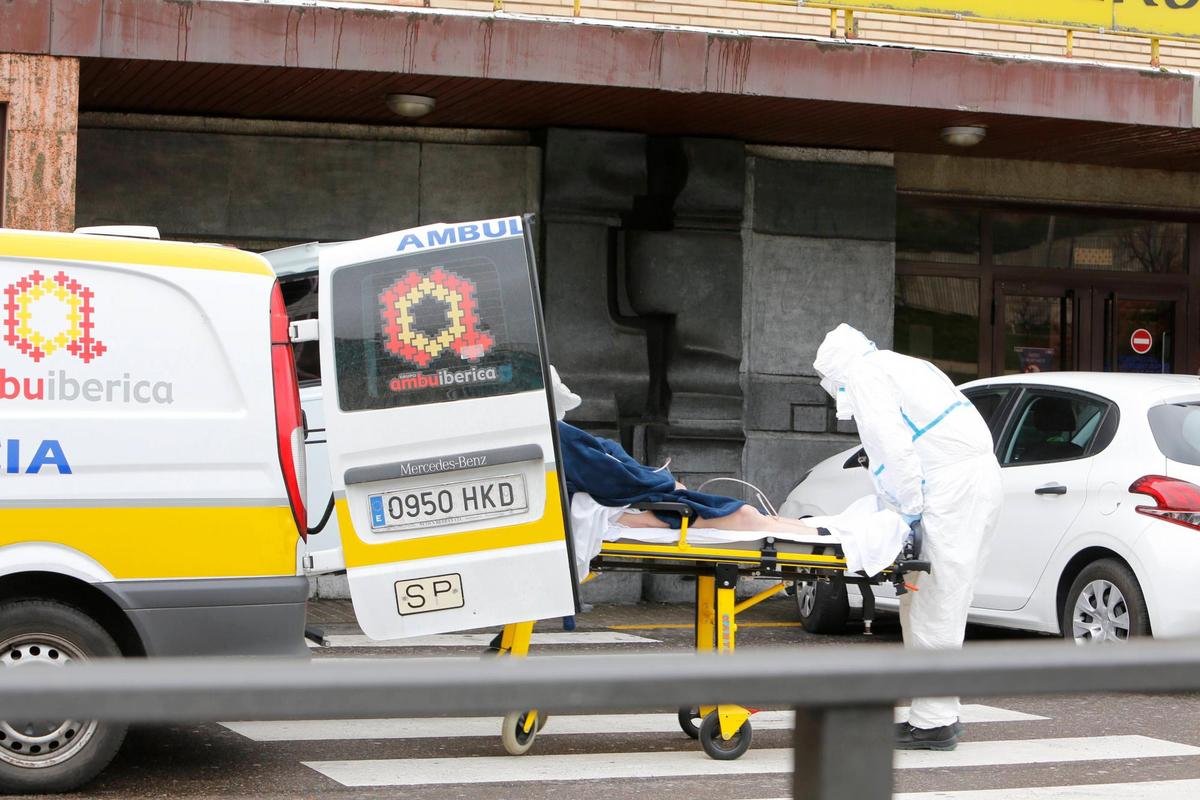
left=321, top=0, right=1200, bottom=72
left=0, top=54, right=78, bottom=231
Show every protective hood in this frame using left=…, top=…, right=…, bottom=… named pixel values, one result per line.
left=814, top=323, right=876, bottom=385
left=549, top=365, right=581, bottom=421
left=814, top=324, right=876, bottom=421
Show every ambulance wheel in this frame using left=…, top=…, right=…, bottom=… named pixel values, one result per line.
left=0, top=599, right=127, bottom=794
left=795, top=579, right=850, bottom=635
left=677, top=708, right=701, bottom=739
left=699, top=712, right=752, bottom=761
left=501, top=711, right=541, bottom=756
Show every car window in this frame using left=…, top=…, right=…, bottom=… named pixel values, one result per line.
left=1002, top=392, right=1110, bottom=466
left=1148, top=400, right=1200, bottom=466
left=963, top=389, right=1009, bottom=427
left=279, top=271, right=320, bottom=386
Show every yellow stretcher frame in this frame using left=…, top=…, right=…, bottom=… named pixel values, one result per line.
left=496, top=502, right=927, bottom=760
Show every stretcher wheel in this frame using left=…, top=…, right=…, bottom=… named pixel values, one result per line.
left=677, top=708, right=702, bottom=739
left=699, top=712, right=752, bottom=760
left=501, top=711, right=541, bottom=756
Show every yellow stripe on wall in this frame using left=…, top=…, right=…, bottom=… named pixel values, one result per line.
left=0, top=231, right=273, bottom=277
left=0, top=506, right=299, bottom=579
left=338, top=472, right=568, bottom=568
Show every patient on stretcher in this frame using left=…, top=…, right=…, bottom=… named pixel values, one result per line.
left=558, top=422, right=816, bottom=536
left=550, top=366, right=814, bottom=536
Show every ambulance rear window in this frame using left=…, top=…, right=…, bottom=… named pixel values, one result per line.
left=330, top=236, right=545, bottom=412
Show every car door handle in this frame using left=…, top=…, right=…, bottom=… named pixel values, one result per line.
left=1035, top=484, right=1068, bottom=496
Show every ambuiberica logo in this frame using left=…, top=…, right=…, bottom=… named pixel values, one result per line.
left=2, top=269, right=175, bottom=474
left=380, top=267, right=507, bottom=393
left=4, top=269, right=105, bottom=363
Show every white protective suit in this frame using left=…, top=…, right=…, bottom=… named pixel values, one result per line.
left=814, top=324, right=1003, bottom=730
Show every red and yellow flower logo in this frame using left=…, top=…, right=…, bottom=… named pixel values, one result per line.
left=3, top=270, right=105, bottom=363
left=379, top=268, right=494, bottom=368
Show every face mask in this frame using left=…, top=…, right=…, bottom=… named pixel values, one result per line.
left=820, top=376, right=854, bottom=421
left=835, top=386, right=854, bottom=421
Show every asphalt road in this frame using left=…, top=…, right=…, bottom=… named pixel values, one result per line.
left=23, top=599, right=1200, bottom=800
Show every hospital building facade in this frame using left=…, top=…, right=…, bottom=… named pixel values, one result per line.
left=3, top=0, right=1200, bottom=528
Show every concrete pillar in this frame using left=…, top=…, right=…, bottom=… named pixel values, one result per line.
left=0, top=54, right=79, bottom=232
left=541, top=128, right=651, bottom=432
left=742, top=149, right=897, bottom=509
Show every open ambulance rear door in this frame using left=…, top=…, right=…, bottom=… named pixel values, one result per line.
left=317, top=215, right=579, bottom=639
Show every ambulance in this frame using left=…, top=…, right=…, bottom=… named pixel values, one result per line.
left=0, top=228, right=309, bottom=793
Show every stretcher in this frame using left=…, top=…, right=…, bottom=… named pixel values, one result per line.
left=492, top=501, right=930, bottom=760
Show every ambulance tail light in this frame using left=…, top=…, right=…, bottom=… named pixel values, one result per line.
left=271, top=281, right=308, bottom=541
left=1130, top=475, right=1200, bottom=532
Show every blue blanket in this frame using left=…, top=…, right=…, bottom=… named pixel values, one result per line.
left=557, top=422, right=744, bottom=529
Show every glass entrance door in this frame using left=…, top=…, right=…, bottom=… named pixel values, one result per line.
left=995, top=283, right=1185, bottom=374
left=994, top=283, right=1079, bottom=375
left=1102, top=293, right=1183, bottom=374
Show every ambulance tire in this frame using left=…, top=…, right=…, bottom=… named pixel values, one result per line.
left=698, top=712, right=752, bottom=761
left=0, top=599, right=127, bottom=795
left=795, top=580, right=850, bottom=635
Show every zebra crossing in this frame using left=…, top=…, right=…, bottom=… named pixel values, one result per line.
left=221, top=700, right=1200, bottom=796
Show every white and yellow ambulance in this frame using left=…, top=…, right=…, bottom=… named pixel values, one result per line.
left=0, top=228, right=309, bottom=793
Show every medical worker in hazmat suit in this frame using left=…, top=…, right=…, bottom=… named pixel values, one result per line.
left=814, top=323, right=1002, bottom=751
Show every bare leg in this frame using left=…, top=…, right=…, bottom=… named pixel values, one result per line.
left=693, top=505, right=817, bottom=534
left=616, top=510, right=671, bottom=528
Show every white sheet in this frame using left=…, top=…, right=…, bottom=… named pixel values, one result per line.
left=570, top=493, right=908, bottom=579
left=804, top=495, right=910, bottom=577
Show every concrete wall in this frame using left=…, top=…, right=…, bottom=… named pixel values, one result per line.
left=542, top=132, right=899, bottom=603
left=896, top=153, right=1200, bottom=214
left=0, top=54, right=78, bottom=231
left=75, top=120, right=540, bottom=248
left=741, top=148, right=897, bottom=506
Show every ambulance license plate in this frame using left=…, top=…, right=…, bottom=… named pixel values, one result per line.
left=368, top=474, right=528, bottom=531
left=395, top=573, right=464, bottom=615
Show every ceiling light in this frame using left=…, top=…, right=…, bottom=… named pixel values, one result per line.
left=940, top=125, right=987, bottom=147
left=386, top=94, right=436, bottom=119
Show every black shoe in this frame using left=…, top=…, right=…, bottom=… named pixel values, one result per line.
left=895, top=722, right=958, bottom=751
left=894, top=720, right=965, bottom=739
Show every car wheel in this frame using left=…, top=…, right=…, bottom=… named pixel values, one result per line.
left=0, top=600, right=128, bottom=794
left=1062, top=559, right=1151, bottom=644
left=795, top=579, right=850, bottom=635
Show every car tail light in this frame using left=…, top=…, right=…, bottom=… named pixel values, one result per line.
left=1129, top=475, right=1200, bottom=532
left=271, top=281, right=307, bottom=541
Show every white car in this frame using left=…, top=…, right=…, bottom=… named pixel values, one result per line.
left=781, top=372, right=1200, bottom=643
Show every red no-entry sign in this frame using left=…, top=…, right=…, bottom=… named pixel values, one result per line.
left=1131, top=328, right=1153, bottom=355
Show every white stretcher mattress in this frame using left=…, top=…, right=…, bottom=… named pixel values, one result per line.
left=571, top=494, right=908, bottom=579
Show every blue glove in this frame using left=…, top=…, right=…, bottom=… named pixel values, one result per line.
left=900, top=513, right=922, bottom=527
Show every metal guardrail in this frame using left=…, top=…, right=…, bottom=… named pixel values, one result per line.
left=5, top=638, right=1200, bottom=799
left=745, top=2, right=1191, bottom=66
